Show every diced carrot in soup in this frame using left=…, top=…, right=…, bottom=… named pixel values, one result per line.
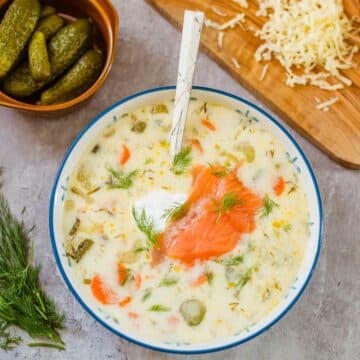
left=119, top=144, right=130, bottom=165
left=90, top=275, right=118, bottom=305
left=274, top=176, right=285, bottom=196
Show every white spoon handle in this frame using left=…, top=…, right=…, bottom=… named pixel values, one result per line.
left=170, top=10, right=204, bottom=158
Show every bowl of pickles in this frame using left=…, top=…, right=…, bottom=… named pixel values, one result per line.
left=0, top=0, right=118, bottom=113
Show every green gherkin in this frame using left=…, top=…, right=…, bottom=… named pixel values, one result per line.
left=2, top=18, right=92, bottom=98
left=41, top=48, right=104, bottom=105
left=0, top=0, right=41, bottom=78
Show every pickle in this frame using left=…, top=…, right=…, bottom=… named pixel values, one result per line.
left=49, top=19, right=93, bottom=74
left=2, top=19, right=92, bottom=98
left=40, top=49, right=104, bottom=105
left=41, top=5, right=56, bottom=18
left=0, top=0, right=41, bottom=78
left=36, top=14, right=64, bottom=40
left=28, top=31, right=52, bottom=82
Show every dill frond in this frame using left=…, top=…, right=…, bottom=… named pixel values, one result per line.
left=132, top=207, right=158, bottom=248
left=261, top=195, right=279, bottom=217
left=171, top=146, right=192, bottom=175
left=207, top=163, right=228, bottom=178
left=148, top=304, right=170, bottom=312
left=213, top=192, right=241, bottom=221
left=161, top=203, right=188, bottom=222
left=221, top=255, right=244, bottom=267
left=107, top=167, right=138, bottom=189
left=159, top=276, right=178, bottom=287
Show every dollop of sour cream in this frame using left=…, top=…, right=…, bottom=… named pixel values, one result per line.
left=133, top=190, right=187, bottom=232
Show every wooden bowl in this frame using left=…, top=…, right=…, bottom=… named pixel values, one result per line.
left=0, top=0, right=118, bottom=113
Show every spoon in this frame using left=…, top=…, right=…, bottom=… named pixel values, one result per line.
left=169, top=10, right=204, bottom=158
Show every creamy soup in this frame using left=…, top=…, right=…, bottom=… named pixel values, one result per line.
left=62, top=99, right=309, bottom=344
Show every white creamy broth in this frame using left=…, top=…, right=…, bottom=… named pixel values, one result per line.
left=62, top=99, right=309, bottom=344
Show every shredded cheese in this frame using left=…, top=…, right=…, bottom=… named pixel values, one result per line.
left=218, top=31, right=224, bottom=49
left=231, top=57, right=241, bottom=69
left=260, top=64, right=269, bottom=81
left=255, top=0, right=359, bottom=90
left=232, top=0, right=249, bottom=8
left=211, top=6, right=228, bottom=17
left=316, top=97, right=339, bottom=111
left=204, top=13, right=245, bottom=31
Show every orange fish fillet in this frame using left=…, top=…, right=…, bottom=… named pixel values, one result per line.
left=156, top=165, right=262, bottom=265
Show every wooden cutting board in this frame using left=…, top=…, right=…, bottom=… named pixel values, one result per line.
left=146, top=0, right=360, bottom=169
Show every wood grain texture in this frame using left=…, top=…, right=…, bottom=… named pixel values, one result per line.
left=146, top=0, right=360, bottom=169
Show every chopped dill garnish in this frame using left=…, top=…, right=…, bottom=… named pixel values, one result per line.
left=221, top=255, right=244, bottom=267
left=148, top=304, right=170, bottom=312
left=208, top=163, right=228, bottom=178
left=142, top=288, right=152, bottom=302
left=171, top=146, right=192, bottom=175
left=261, top=195, right=279, bottom=217
left=159, top=276, right=178, bottom=287
left=107, top=167, right=138, bottom=189
left=132, top=207, right=158, bottom=248
left=283, top=223, right=292, bottom=232
left=213, top=192, right=241, bottom=221
left=236, top=268, right=253, bottom=289
left=161, top=203, right=188, bottom=222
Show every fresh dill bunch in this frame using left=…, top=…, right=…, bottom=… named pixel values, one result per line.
left=107, top=167, right=138, bottom=189
left=171, top=146, right=192, bottom=175
left=213, top=192, right=241, bottom=220
left=161, top=203, right=188, bottom=222
left=0, top=320, right=21, bottom=351
left=0, top=194, right=65, bottom=350
left=132, top=207, right=158, bottom=249
left=261, top=195, right=279, bottom=217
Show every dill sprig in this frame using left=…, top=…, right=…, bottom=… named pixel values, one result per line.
left=159, top=276, right=178, bottom=287
left=148, top=304, right=170, bottom=312
left=261, top=195, right=279, bottom=217
left=213, top=192, right=241, bottom=221
left=207, top=163, right=228, bottom=178
left=132, top=207, right=158, bottom=249
left=0, top=193, right=65, bottom=350
left=171, top=146, right=192, bottom=175
left=161, top=203, right=188, bottom=222
left=107, top=167, right=138, bottom=189
left=221, top=255, right=244, bottom=267
left=236, top=268, right=253, bottom=289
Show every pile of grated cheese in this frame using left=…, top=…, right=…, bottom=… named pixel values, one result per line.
left=254, top=0, right=359, bottom=90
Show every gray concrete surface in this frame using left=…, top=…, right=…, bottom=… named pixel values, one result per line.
left=0, top=1, right=359, bottom=359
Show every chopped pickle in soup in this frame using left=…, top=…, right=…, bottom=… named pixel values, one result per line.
left=61, top=99, right=309, bottom=344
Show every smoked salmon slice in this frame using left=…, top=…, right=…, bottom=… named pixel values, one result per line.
left=157, top=164, right=262, bottom=265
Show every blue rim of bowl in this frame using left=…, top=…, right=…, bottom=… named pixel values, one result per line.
left=49, top=85, right=323, bottom=354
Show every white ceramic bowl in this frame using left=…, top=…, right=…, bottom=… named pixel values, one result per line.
left=49, top=86, right=323, bottom=354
